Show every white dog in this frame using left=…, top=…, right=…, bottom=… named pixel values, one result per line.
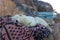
left=12, top=14, right=49, bottom=26
left=11, top=14, right=52, bottom=32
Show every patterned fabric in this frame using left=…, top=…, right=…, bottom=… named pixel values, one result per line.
left=0, top=16, right=51, bottom=40
left=12, top=0, right=53, bottom=17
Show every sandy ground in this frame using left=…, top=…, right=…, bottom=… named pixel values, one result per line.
left=0, top=0, right=24, bottom=17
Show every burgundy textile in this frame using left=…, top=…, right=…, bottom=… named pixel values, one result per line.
left=0, top=16, right=51, bottom=40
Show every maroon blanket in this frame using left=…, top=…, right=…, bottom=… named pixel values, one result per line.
left=0, top=16, right=51, bottom=40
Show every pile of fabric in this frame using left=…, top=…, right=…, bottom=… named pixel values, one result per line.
left=0, top=0, right=60, bottom=40
left=0, top=15, right=51, bottom=40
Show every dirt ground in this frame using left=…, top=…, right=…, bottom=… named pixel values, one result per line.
left=0, top=0, right=24, bottom=17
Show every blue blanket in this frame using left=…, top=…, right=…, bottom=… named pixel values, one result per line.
left=37, top=12, right=57, bottom=19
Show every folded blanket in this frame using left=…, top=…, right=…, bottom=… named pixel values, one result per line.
left=0, top=16, right=51, bottom=40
